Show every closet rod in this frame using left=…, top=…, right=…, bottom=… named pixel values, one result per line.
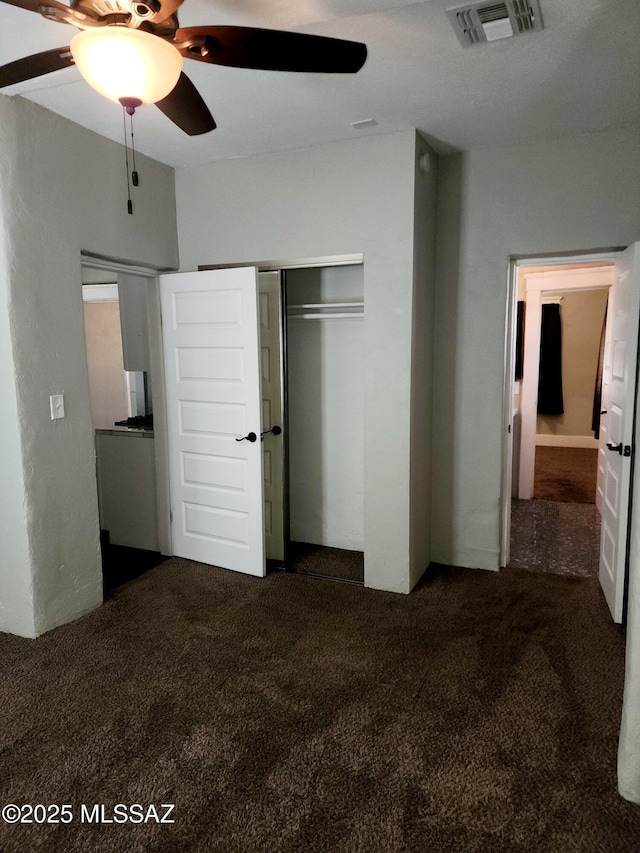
left=289, top=312, right=364, bottom=320
left=288, top=302, right=364, bottom=310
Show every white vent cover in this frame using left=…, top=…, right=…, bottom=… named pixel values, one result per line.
left=447, top=0, right=543, bottom=47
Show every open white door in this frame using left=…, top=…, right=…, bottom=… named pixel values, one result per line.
left=599, top=243, right=640, bottom=622
left=159, top=267, right=265, bottom=577
left=596, top=302, right=613, bottom=515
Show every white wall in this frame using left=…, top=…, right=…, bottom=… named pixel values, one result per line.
left=287, top=265, right=364, bottom=550
left=0, top=155, right=34, bottom=636
left=175, top=130, right=436, bottom=593
left=536, top=289, right=608, bottom=439
left=0, top=95, right=178, bottom=637
left=432, top=126, right=640, bottom=570
left=83, top=301, right=129, bottom=430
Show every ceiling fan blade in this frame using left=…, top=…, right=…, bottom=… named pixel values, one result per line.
left=175, top=26, right=367, bottom=73
left=147, top=0, right=184, bottom=25
left=155, top=72, right=216, bottom=136
left=0, top=0, right=72, bottom=16
left=0, top=47, right=73, bottom=88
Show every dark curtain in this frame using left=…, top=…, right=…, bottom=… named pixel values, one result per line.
left=592, top=302, right=608, bottom=438
left=515, top=301, right=525, bottom=381
left=537, top=303, right=564, bottom=415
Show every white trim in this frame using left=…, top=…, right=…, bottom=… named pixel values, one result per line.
left=500, top=259, right=518, bottom=567
left=81, top=253, right=169, bottom=278
left=511, top=249, right=624, bottom=267
left=525, top=266, right=614, bottom=291
left=82, top=283, right=118, bottom=303
left=535, top=434, right=599, bottom=449
left=146, top=279, right=172, bottom=557
left=199, top=254, right=364, bottom=272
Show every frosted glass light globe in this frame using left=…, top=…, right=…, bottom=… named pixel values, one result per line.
left=70, top=27, right=183, bottom=105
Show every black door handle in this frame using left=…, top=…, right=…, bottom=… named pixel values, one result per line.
left=261, top=425, right=282, bottom=441
left=235, top=432, right=257, bottom=443
left=607, top=442, right=623, bottom=455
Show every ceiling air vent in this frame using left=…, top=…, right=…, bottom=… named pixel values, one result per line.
left=447, top=0, right=543, bottom=47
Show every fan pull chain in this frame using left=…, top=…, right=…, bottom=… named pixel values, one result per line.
left=129, top=110, right=139, bottom=188
left=122, top=105, right=133, bottom=215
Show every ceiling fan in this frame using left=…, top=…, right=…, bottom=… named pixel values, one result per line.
left=0, top=0, right=368, bottom=135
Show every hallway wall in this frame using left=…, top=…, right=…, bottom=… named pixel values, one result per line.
left=433, top=126, right=640, bottom=570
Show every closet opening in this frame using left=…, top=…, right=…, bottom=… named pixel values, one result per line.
left=282, top=264, right=364, bottom=585
left=196, top=253, right=366, bottom=585
left=253, top=261, right=365, bottom=584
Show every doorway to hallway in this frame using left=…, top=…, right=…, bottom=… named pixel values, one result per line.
left=502, top=248, right=640, bottom=624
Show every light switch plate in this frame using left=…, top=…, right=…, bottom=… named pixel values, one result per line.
left=50, top=394, right=65, bottom=420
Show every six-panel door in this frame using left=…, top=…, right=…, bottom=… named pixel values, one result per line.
left=159, top=267, right=266, bottom=576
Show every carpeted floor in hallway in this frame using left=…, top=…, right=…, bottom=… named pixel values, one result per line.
left=0, top=558, right=638, bottom=852
left=510, top=499, right=600, bottom=577
left=534, top=446, right=598, bottom=504
left=511, top=445, right=601, bottom=578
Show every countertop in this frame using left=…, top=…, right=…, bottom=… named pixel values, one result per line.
left=96, top=427, right=155, bottom=438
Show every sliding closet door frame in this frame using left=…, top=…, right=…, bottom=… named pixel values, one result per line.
left=280, top=270, right=292, bottom=570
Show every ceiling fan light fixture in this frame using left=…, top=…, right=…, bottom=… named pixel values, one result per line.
left=70, top=27, right=183, bottom=106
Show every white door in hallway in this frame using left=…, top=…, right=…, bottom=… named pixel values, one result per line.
left=599, top=243, right=640, bottom=623
left=160, top=267, right=265, bottom=577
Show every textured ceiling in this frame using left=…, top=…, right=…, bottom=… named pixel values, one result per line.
left=1, top=0, right=638, bottom=167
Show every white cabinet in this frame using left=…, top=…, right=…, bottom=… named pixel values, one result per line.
left=96, top=429, right=159, bottom=551
left=117, top=273, right=150, bottom=372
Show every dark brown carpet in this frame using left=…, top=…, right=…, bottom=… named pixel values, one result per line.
left=101, top=542, right=169, bottom=594
left=289, top=541, right=364, bottom=583
left=510, top=499, right=601, bottom=578
left=534, top=446, right=598, bottom=503
left=0, top=559, right=638, bottom=852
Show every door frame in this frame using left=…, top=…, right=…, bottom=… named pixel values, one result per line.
left=500, top=248, right=625, bottom=567
left=81, top=253, right=173, bottom=557
left=198, top=254, right=363, bottom=274
left=200, top=254, right=365, bottom=576
left=258, top=269, right=287, bottom=567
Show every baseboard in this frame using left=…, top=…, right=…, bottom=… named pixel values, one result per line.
left=429, top=547, right=500, bottom=572
left=536, top=434, right=599, bottom=449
